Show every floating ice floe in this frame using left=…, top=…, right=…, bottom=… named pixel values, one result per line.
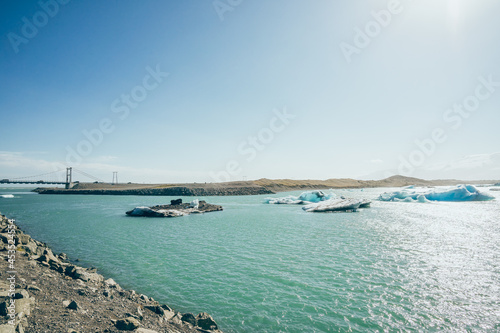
left=0, top=194, right=14, bottom=198
left=126, top=200, right=223, bottom=217
left=379, top=185, right=495, bottom=202
left=264, top=190, right=336, bottom=205
left=302, top=198, right=371, bottom=213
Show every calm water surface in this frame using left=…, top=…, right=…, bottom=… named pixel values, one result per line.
left=1, top=187, right=499, bottom=332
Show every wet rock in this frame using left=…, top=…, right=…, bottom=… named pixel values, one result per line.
left=196, top=312, right=218, bottom=331
left=181, top=313, right=197, bottom=326
left=115, top=317, right=140, bottom=331
left=160, top=305, right=175, bottom=320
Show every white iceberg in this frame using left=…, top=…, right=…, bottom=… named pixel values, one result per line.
left=379, top=185, right=495, bottom=202
left=302, top=198, right=371, bottom=213
left=264, top=190, right=336, bottom=205
left=126, top=206, right=159, bottom=216
left=126, top=206, right=189, bottom=217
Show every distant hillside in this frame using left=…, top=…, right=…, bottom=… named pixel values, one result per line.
left=253, top=175, right=497, bottom=193
left=35, top=176, right=499, bottom=196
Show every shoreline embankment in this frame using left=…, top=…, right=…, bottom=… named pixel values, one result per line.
left=0, top=212, right=222, bottom=333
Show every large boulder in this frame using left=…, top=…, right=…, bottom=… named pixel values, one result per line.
left=37, top=249, right=60, bottom=266
left=180, top=313, right=196, bottom=326
left=115, top=317, right=141, bottom=331
left=196, top=312, right=218, bottom=330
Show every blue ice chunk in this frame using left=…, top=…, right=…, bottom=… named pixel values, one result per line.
left=265, top=190, right=337, bottom=205
left=379, top=185, right=495, bottom=202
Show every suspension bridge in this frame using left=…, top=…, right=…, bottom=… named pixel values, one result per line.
left=0, top=168, right=108, bottom=189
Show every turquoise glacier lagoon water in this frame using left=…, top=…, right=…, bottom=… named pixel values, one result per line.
left=1, top=187, right=499, bottom=332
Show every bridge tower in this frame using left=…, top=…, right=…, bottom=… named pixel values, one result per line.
left=65, top=167, right=73, bottom=189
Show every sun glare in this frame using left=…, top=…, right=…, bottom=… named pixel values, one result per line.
left=448, top=0, right=462, bottom=32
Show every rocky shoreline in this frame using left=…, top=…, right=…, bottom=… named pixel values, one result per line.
left=0, top=213, right=222, bottom=333
left=34, top=186, right=273, bottom=196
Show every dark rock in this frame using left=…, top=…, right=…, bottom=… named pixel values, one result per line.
left=13, top=290, right=29, bottom=299
left=144, top=305, right=164, bottom=316
left=73, top=268, right=88, bottom=281
left=0, top=301, right=9, bottom=316
left=160, top=304, right=173, bottom=312
left=67, top=301, right=79, bottom=310
left=65, top=265, right=77, bottom=277
left=196, top=312, right=218, bottom=330
left=170, top=199, right=182, bottom=205
left=181, top=313, right=197, bottom=326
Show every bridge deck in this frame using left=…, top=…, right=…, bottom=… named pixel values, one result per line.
left=0, top=181, right=68, bottom=185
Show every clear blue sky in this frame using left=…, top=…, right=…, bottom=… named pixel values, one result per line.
left=1, top=0, right=499, bottom=183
